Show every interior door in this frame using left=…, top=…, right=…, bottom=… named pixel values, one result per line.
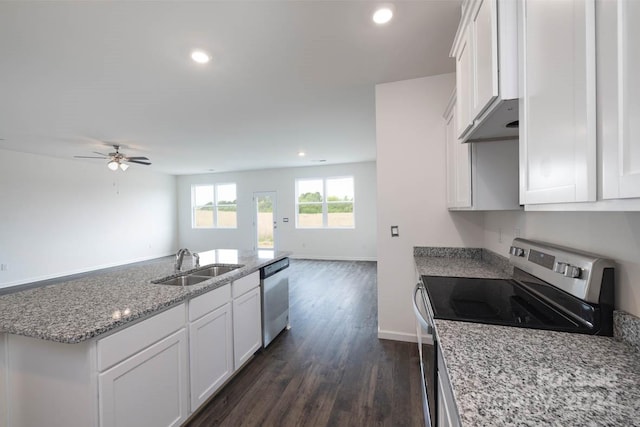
left=254, top=192, right=277, bottom=251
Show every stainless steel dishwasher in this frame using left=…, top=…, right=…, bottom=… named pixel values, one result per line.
left=260, top=257, right=290, bottom=347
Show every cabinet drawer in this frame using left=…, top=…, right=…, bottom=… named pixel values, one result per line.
left=232, top=271, right=260, bottom=298
left=189, top=284, right=231, bottom=322
left=98, top=304, right=186, bottom=372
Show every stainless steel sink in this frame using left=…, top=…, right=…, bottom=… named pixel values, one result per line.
left=192, top=265, right=241, bottom=277
left=155, top=275, right=210, bottom=286
left=153, top=264, right=242, bottom=286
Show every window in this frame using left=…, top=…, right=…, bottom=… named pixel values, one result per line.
left=192, top=183, right=237, bottom=228
left=296, top=177, right=354, bottom=228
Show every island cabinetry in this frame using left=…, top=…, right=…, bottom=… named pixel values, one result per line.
left=188, top=284, right=233, bottom=411
left=98, top=304, right=189, bottom=427
left=232, top=271, right=262, bottom=369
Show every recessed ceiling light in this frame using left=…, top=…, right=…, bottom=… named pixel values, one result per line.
left=298, top=151, right=306, bottom=157
left=191, top=50, right=210, bottom=64
left=373, top=7, right=393, bottom=25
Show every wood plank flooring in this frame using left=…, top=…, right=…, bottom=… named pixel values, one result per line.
left=185, top=259, right=423, bottom=427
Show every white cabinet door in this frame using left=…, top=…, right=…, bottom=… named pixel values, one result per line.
left=599, top=0, right=640, bottom=199
left=472, top=0, right=499, bottom=118
left=519, top=0, right=597, bottom=204
left=455, top=28, right=474, bottom=139
left=233, top=286, right=262, bottom=369
left=446, top=95, right=472, bottom=209
left=189, top=302, right=233, bottom=411
left=99, top=329, right=189, bottom=427
left=445, top=100, right=457, bottom=208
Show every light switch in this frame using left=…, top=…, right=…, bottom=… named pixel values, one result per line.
left=391, top=226, right=399, bottom=237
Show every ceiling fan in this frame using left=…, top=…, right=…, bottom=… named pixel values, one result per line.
left=74, top=145, right=151, bottom=171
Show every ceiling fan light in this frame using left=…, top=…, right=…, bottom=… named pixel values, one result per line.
left=119, top=163, right=129, bottom=171
left=107, top=160, right=119, bottom=171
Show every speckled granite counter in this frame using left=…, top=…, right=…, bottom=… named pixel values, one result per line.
left=0, top=249, right=288, bottom=343
left=414, top=246, right=640, bottom=426
left=414, top=246, right=511, bottom=279
left=435, top=320, right=640, bottom=426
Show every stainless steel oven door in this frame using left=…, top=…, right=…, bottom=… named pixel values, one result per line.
left=413, top=282, right=437, bottom=427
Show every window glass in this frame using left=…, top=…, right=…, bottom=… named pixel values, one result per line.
left=327, top=177, right=354, bottom=228
left=192, top=183, right=237, bottom=228
left=193, top=185, right=214, bottom=227
left=216, top=183, right=237, bottom=228
left=295, top=177, right=355, bottom=229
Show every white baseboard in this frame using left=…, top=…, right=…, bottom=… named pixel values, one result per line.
left=289, top=254, right=377, bottom=262
left=377, top=329, right=418, bottom=343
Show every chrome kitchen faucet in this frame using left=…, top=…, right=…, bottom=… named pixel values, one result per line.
left=175, top=248, right=200, bottom=272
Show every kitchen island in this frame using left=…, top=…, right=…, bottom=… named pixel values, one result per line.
left=0, top=249, right=289, bottom=427
left=414, top=247, right=640, bottom=426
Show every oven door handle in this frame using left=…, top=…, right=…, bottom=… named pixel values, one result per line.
left=413, top=283, right=434, bottom=336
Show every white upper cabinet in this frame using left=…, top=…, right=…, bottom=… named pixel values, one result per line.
left=451, top=0, right=518, bottom=142
left=518, top=0, right=597, bottom=205
left=444, top=91, right=520, bottom=211
left=599, top=0, right=640, bottom=200
left=445, top=93, right=472, bottom=209
left=471, top=0, right=498, bottom=119
left=455, top=28, right=474, bottom=139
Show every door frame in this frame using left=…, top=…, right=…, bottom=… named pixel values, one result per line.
left=253, top=191, right=277, bottom=251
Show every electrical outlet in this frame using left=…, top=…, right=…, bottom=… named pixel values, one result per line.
left=498, top=228, right=503, bottom=243
left=0, top=264, right=7, bottom=272
left=515, top=228, right=521, bottom=238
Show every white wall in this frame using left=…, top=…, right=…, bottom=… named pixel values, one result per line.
left=484, top=210, right=640, bottom=317
left=176, top=162, right=377, bottom=260
left=376, top=74, right=485, bottom=342
left=0, top=149, right=178, bottom=287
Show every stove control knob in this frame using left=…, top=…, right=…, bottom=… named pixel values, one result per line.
left=509, top=246, right=525, bottom=257
left=563, top=265, right=582, bottom=279
left=554, top=262, right=568, bottom=274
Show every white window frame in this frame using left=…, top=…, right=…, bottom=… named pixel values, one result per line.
left=191, top=183, right=238, bottom=229
left=295, top=176, right=355, bottom=229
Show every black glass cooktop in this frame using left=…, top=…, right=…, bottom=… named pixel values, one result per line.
left=421, top=275, right=592, bottom=333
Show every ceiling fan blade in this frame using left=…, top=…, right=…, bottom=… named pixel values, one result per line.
left=92, top=152, right=109, bottom=156
left=126, top=160, right=152, bottom=165
left=74, top=156, right=108, bottom=159
left=124, top=156, right=150, bottom=161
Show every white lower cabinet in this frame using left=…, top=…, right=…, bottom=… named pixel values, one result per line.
left=99, top=329, right=189, bottom=427
left=233, top=286, right=262, bottom=369
left=188, top=284, right=233, bottom=411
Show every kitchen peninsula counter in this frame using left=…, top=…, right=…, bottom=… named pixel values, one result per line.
left=0, top=249, right=289, bottom=343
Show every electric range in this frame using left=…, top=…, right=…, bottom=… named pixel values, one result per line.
left=413, top=238, right=615, bottom=427
left=421, top=238, right=615, bottom=335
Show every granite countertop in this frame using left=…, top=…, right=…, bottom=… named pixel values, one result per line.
left=0, top=249, right=289, bottom=344
left=414, top=246, right=512, bottom=279
left=414, top=246, right=640, bottom=426
left=435, top=320, right=640, bottom=426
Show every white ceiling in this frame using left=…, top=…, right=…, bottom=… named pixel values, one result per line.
left=0, top=1, right=460, bottom=175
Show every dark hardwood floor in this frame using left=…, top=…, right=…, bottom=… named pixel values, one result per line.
left=185, top=259, right=423, bottom=427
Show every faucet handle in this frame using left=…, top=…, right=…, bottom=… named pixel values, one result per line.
left=193, top=252, right=200, bottom=268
